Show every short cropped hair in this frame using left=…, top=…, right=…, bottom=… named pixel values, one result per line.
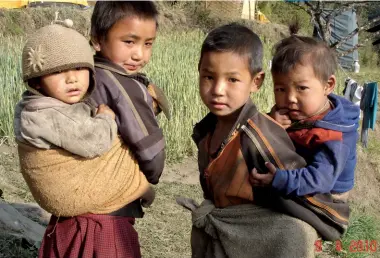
left=271, top=34, right=337, bottom=82
left=90, top=1, right=159, bottom=43
left=199, top=23, right=263, bottom=76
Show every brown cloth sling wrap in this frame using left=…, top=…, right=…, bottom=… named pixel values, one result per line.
left=17, top=137, right=149, bottom=217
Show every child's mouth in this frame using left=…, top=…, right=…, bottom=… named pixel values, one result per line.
left=210, top=101, right=227, bottom=110
left=125, top=64, right=140, bottom=71
left=67, top=88, right=81, bottom=96
left=288, top=110, right=301, bottom=117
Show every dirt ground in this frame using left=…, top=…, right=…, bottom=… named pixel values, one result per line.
left=160, top=157, right=199, bottom=185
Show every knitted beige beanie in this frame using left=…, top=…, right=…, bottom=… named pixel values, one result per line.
left=22, top=22, right=94, bottom=88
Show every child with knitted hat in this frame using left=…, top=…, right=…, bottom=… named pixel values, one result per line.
left=16, top=21, right=116, bottom=157
left=14, top=22, right=155, bottom=258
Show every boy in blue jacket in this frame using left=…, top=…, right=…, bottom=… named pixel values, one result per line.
left=250, top=31, right=360, bottom=240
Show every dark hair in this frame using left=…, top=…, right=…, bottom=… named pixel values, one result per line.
left=90, top=1, right=159, bottom=43
left=198, top=23, right=263, bottom=76
left=271, top=23, right=337, bottom=82
left=27, top=77, right=40, bottom=89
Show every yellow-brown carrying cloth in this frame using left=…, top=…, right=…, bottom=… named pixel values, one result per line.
left=147, top=83, right=171, bottom=120
left=17, top=137, right=149, bottom=217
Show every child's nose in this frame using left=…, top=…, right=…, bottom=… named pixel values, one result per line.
left=131, top=46, right=143, bottom=61
left=287, top=92, right=297, bottom=103
left=212, top=80, right=226, bottom=96
left=65, top=71, right=78, bottom=83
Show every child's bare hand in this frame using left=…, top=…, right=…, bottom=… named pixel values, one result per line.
left=141, top=187, right=155, bottom=208
left=97, top=104, right=115, bottom=120
left=270, top=106, right=291, bottom=129
left=249, top=162, right=277, bottom=187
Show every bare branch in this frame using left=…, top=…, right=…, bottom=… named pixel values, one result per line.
left=286, top=0, right=377, bottom=45
left=318, top=0, right=325, bottom=14
left=365, top=16, right=380, bottom=32
left=331, top=16, right=380, bottom=49
left=331, top=28, right=359, bottom=49
left=314, top=10, right=326, bottom=41
left=337, top=44, right=364, bottom=57
left=323, top=1, right=366, bottom=41
left=316, top=1, right=321, bottom=11
left=360, top=31, right=380, bottom=44
left=325, top=3, right=361, bottom=22
left=304, top=1, right=316, bottom=12
left=326, top=18, right=332, bottom=42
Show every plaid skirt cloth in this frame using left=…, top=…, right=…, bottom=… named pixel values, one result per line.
left=38, top=214, right=141, bottom=258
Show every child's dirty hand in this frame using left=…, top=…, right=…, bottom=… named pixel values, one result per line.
left=141, top=187, right=156, bottom=208
left=270, top=106, right=291, bottom=129
left=249, top=162, right=277, bottom=187
left=97, top=104, right=115, bottom=120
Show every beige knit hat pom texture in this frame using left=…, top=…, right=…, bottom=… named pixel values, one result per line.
left=22, top=18, right=94, bottom=83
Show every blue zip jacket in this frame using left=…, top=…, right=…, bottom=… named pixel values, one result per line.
left=272, top=94, right=360, bottom=196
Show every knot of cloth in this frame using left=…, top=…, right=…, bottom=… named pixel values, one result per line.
left=176, top=197, right=218, bottom=238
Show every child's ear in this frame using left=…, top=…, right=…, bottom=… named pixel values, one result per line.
left=250, top=71, right=265, bottom=93
left=325, top=74, right=336, bottom=95
left=90, top=38, right=101, bottom=52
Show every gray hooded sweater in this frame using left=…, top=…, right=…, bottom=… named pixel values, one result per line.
left=14, top=92, right=117, bottom=158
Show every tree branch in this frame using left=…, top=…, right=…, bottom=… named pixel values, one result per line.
left=315, top=11, right=326, bottom=41
left=365, top=16, right=380, bottom=32
left=305, top=1, right=317, bottom=13
left=325, top=3, right=356, bottom=21
left=323, top=3, right=366, bottom=42
left=286, top=0, right=376, bottom=45
left=304, top=1, right=313, bottom=9
left=318, top=0, right=325, bottom=15
left=316, top=1, right=321, bottom=12
left=325, top=18, right=332, bottom=42
left=331, top=28, right=359, bottom=49
left=361, top=31, right=380, bottom=44
left=331, top=16, right=380, bottom=49
left=338, top=44, right=364, bottom=57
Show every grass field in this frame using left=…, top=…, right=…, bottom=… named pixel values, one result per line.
left=0, top=31, right=277, bottom=162
left=0, top=30, right=355, bottom=162
left=1, top=30, right=380, bottom=258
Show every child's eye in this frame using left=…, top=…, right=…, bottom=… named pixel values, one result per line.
left=228, top=78, right=239, bottom=83
left=203, top=75, right=213, bottom=80
left=124, top=40, right=134, bottom=45
left=297, top=86, right=308, bottom=91
left=274, top=88, right=284, bottom=92
left=145, top=42, right=153, bottom=47
left=53, top=70, right=62, bottom=74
